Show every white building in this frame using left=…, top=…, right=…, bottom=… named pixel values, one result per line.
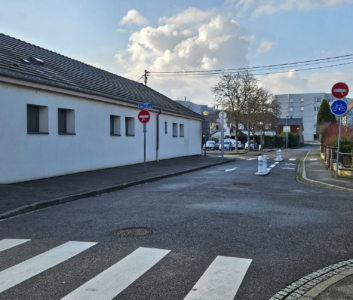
left=275, top=93, right=352, bottom=142
left=0, top=34, right=203, bottom=184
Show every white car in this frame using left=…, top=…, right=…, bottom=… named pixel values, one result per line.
left=236, top=141, right=244, bottom=149
left=219, top=141, right=235, bottom=151
left=203, top=141, right=216, bottom=150
left=245, top=141, right=257, bottom=150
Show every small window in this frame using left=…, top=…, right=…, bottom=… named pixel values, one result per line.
left=110, top=115, right=121, bottom=136
left=300, top=107, right=304, bottom=111
left=27, top=104, right=48, bottom=134
left=180, top=124, right=184, bottom=137
left=314, top=106, right=320, bottom=112
left=314, top=115, right=317, bottom=120
left=165, top=122, right=167, bottom=134
left=290, top=98, right=293, bottom=102
left=301, top=98, right=304, bottom=102
left=125, top=117, right=135, bottom=136
left=315, top=98, right=321, bottom=103
left=58, top=108, right=75, bottom=134
left=289, top=107, right=294, bottom=112
left=314, top=124, right=316, bottom=129
left=173, top=123, right=178, bottom=137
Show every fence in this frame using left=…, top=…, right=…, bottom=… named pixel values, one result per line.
left=333, top=149, right=353, bottom=168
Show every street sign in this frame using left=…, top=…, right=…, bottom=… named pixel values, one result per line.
left=219, top=111, right=227, bottom=119
left=138, top=102, right=153, bottom=109
left=138, top=110, right=150, bottom=123
left=332, top=82, right=349, bottom=99
left=331, top=99, right=348, bottom=116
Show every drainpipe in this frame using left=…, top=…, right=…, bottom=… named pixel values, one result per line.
left=156, top=110, right=162, bottom=161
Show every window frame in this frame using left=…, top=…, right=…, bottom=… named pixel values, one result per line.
left=125, top=117, right=135, bottom=136
left=110, top=115, right=121, bottom=136
left=173, top=123, right=178, bottom=137
left=58, top=108, right=75, bottom=135
left=165, top=122, right=168, bottom=134
left=27, top=104, right=49, bottom=134
left=180, top=124, right=184, bottom=137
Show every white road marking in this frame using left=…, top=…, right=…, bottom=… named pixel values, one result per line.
left=274, top=162, right=279, bottom=164
left=246, top=158, right=256, bottom=161
left=226, top=167, right=238, bottom=172
left=0, top=241, right=96, bottom=293
left=310, top=159, right=318, bottom=161
left=285, top=163, right=296, bottom=166
left=282, top=167, right=295, bottom=170
left=289, top=158, right=296, bottom=161
left=184, top=256, right=252, bottom=300
left=62, top=247, right=170, bottom=300
left=0, top=239, right=31, bottom=252
left=269, top=165, right=276, bottom=168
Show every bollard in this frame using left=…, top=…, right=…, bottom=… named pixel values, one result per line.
left=258, top=156, right=263, bottom=174
left=279, top=149, right=282, bottom=160
left=263, top=155, right=267, bottom=172
left=276, top=150, right=279, bottom=160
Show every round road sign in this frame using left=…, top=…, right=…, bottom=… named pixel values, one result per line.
left=330, top=99, right=348, bottom=116
left=138, top=110, right=150, bottom=123
left=219, top=111, right=227, bottom=118
left=332, top=82, right=349, bottom=99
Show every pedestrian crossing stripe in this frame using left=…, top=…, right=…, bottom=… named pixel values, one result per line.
left=0, top=239, right=30, bottom=252
left=0, top=239, right=252, bottom=300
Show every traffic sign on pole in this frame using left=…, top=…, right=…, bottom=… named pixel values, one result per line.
left=138, top=110, right=150, bottom=123
left=330, top=99, right=348, bottom=116
left=332, top=82, right=349, bottom=99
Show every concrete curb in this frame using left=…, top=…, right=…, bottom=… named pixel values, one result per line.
left=269, top=259, right=353, bottom=300
left=0, top=159, right=235, bottom=220
left=301, top=150, right=353, bottom=192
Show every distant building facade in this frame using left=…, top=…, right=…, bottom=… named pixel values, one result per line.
left=275, top=93, right=352, bottom=142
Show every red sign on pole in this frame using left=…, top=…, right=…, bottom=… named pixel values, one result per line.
left=332, top=82, right=349, bottom=99
left=138, top=110, right=150, bottom=123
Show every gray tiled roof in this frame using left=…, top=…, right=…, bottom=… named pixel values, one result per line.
left=0, top=33, right=202, bottom=119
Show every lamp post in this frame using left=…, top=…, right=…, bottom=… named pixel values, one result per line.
left=203, top=110, right=209, bottom=156
left=259, top=121, right=263, bottom=150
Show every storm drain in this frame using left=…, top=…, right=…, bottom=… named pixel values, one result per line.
left=234, top=183, right=252, bottom=186
left=115, top=227, right=153, bottom=237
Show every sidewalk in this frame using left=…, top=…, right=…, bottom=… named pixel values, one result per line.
left=303, top=150, right=353, bottom=190
left=0, top=155, right=234, bottom=219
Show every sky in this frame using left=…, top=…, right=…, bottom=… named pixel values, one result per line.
left=1, top=0, right=353, bottom=106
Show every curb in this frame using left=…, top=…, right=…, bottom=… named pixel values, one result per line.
left=301, top=151, right=353, bottom=192
left=269, top=259, right=353, bottom=300
left=0, top=159, right=235, bottom=220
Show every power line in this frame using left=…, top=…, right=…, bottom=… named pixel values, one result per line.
left=148, top=53, right=353, bottom=74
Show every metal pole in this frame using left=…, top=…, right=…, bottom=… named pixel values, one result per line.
left=144, top=123, right=146, bottom=172
left=285, top=118, right=288, bottom=148
left=221, top=120, right=224, bottom=158
left=335, top=116, right=342, bottom=178
left=261, top=125, right=263, bottom=150
left=204, top=119, right=207, bottom=156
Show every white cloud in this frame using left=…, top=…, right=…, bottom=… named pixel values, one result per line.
left=256, top=40, right=273, bottom=55
left=115, top=8, right=251, bottom=104
left=120, top=9, right=149, bottom=26
left=258, top=69, right=353, bottom=95
left=226, top=0, right=353, bottom=16
left=117, top=28, right=126, bottom=33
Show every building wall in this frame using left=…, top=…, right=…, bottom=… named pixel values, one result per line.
left=0, top=82, right=202, bottom=183
left=275, top=93, right=352, bottom=142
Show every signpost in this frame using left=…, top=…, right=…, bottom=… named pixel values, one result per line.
left=331, top=83, right=349, bottom=178
left=138, top=102, right=153, bottom=109
left=138, top=109, right=151, bottom=172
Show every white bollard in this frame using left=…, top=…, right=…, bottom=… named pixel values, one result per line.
left=279, top=149, right=282, bottom=160
left=276, top=150, right=279, bottom=160
left=263, top=155, right=267, bottom=172
left=258, top=156, right=263, bottom=174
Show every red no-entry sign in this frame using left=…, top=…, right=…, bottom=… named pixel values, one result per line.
left=138, top=110, right=150, bottom=123
left=332, top=82, right=349, bottom=99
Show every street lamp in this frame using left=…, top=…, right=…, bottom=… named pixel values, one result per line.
left=203, top=111, right=209, bottom=156
left=259, top=122, right=263, bottom=150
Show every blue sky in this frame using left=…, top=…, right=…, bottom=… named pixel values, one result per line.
left=1, top=0, right=353, bottom=104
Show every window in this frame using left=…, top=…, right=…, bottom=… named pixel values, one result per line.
left=314, top=106, right=320, bottom=112
left=173, top=123, right=178, bottom=137
left=289, top=107, right=294, bottom=112
left=301, top=98, right=304, bottom=102
left=165, top=122, right=167, bottom=134
left=180, top=124, right=184, bottom=137
left=315, top=97, right=321, bottom=103
left=314, top=124, right=316, bottom=129
left=300, top=107, right=304, bottom=111
left=125, top=117, right=134, bottom=136
left=27, top=104, right=48, bottom=134
left=58, top=108, right=75, bottom=134
left=290, top=98, right=293, bottom=103
left=314, top=115, right=317, bottom=121
left=110, top=115, right=121, bottom=136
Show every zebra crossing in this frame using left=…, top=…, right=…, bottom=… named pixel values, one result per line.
left=0, top=238, right=252, bottom=300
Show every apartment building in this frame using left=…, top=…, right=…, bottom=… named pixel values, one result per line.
left=275, top=93, right=352, bottom=142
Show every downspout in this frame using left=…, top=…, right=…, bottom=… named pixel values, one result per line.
left=156, top=110, right=162, bottom=161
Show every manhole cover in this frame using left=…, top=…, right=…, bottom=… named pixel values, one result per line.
left=234, top=183, right=252, bottom=186
left=115, top=227, right=153, bottom=237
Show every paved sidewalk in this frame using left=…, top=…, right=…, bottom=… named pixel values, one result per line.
left=0, top=155, right=233, bottom=218
left=304, top=150, right=353, bottom=190
left=315, top=273, right=353, bottom=299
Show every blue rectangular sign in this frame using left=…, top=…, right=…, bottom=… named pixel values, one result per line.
left=138, top=102, right=153, bottom=109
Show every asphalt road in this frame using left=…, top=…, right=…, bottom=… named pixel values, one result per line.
left=1, top=145, right=353, bottom=300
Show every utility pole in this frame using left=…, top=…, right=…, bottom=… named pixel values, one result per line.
left=144, top=70, right=149, bottom=86
left=286, top=116, right=289, bottom=149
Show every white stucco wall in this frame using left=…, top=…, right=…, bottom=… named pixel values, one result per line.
left=0, top=82, right=202, bottom=183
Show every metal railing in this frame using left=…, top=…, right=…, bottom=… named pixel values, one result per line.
left=333, top=150, right=352, bottom=168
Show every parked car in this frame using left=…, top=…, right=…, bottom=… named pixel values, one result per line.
left=236, top=141, right=244, bottom=149
left=244, top=141, right=258, bottom=150
left=215, top=141, right=221, bottom=150
left=203, top=141, right=216, bottom=150
left=219, top=141, right=235, bottom=151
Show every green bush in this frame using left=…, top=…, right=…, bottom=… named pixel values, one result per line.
left=278, top=132, right=300, bottom=147
left=334, top=139, right=353, bottom=153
